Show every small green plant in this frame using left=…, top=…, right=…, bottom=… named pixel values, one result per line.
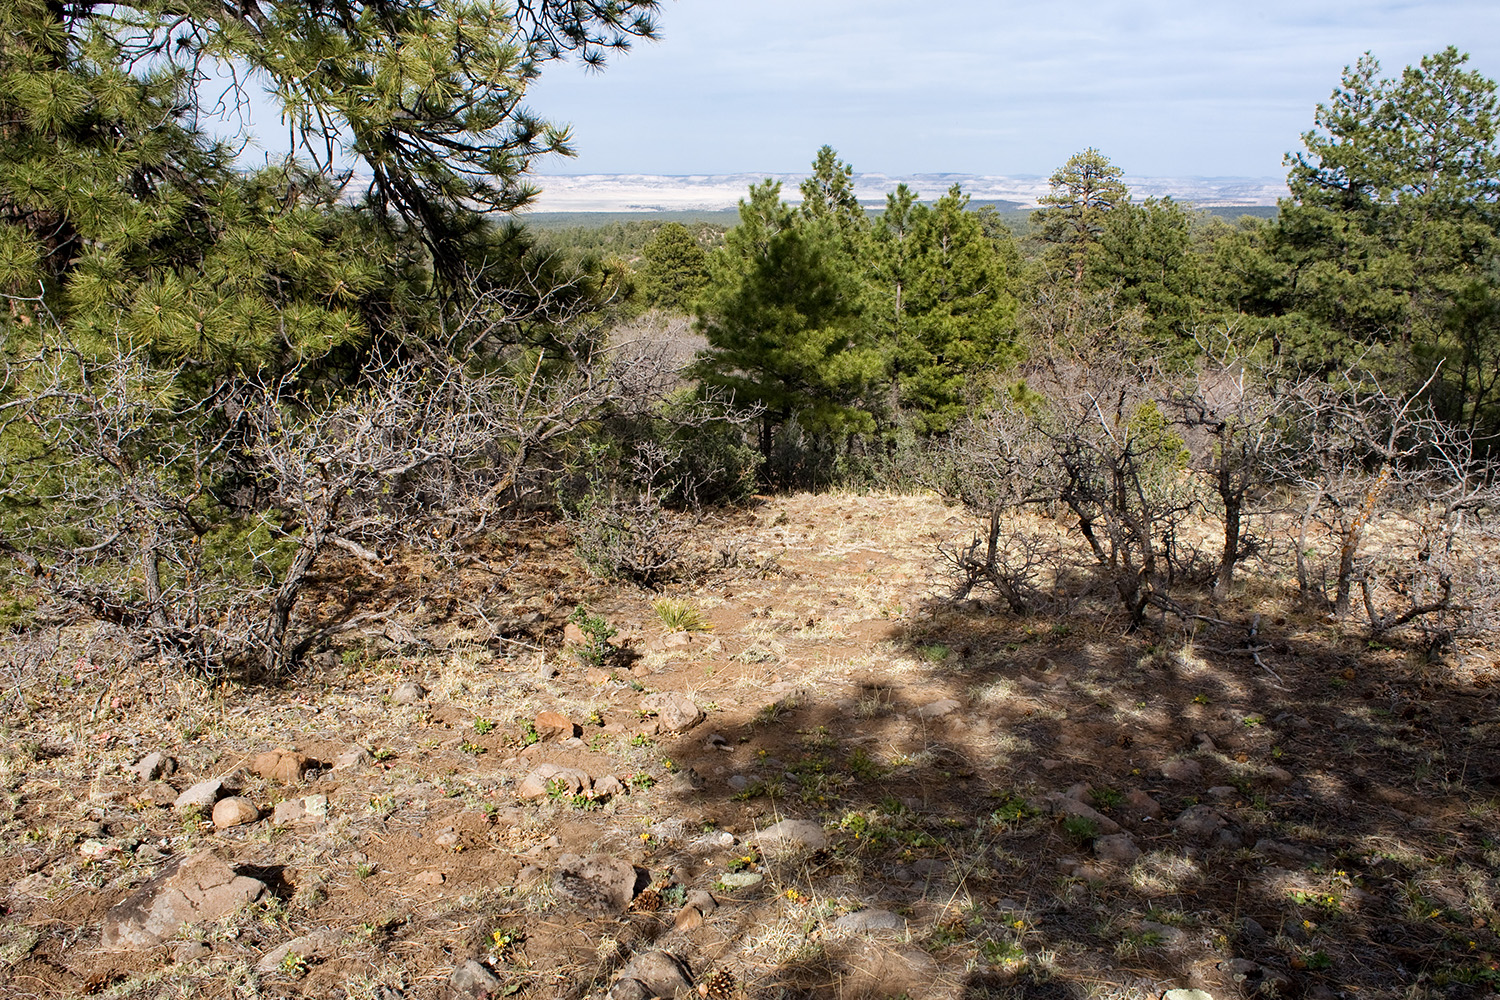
left=278, top=951, right=309, bottom=976
left=629, top=772, right=657, bottom=789
left=1061, top=815, right=1100, bottom=843
left=520, top=721, right=539, bottom=746
left=1192, top=692, right=1211, bottom=705
left=847, top=747, right=884, bottom=781
left=370, top=747, right=396, bottom=762
left=567, top=606, right=618, bottom=667
left=988, top=793, right=1039, bottom=825
left=629, top=733, right=654, bottom=748
left=354, top=861, right=377, bottom=879
left=1090, top=786, right=1124, bottom=810
left=917, top=643, right=949, bottom=662
left=980, top=938, right=1027, bottom=966
left=652, top=597, right=713, bottom=633
left=459, top=739, right=486, bottom=756
left=473, top=717, right=495, bottom=735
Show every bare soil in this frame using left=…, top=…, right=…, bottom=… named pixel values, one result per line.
left=1, top=492, right=1497, bottom=1000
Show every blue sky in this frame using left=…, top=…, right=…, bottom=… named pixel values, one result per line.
left=512, top=0, right=1500, bottom=180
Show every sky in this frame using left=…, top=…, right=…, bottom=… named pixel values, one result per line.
left=507, top=0, right=1500, bottom=181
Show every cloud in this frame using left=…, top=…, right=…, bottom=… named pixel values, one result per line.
left=524, top=0, right=1500, bottom=177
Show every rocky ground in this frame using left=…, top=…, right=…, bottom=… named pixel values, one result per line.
left=0, top=492, right=1498, bottom=1000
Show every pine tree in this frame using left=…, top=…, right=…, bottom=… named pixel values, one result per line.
left=640, top=222, right=709, bottom=311
left=695, top=179, right=879, bottom=463
left=871, top=184, right=1018, bottom=432
left=1035, top=148, right=1130, bottom=285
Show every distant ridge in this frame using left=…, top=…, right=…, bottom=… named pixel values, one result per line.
left=524, top=172, right=1287, bottom=214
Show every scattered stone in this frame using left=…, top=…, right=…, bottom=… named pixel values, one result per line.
left=1193, top=733, right=1218, bottom=752
left=272, top=795, right=328, bottom=828
left=834, top=909, right=907, bottom=932
left=1238, top=916, right=1267, bottom=940
left=592, top=774, right=626, bottom=801
left=664, top=768, right=705, bottom=794
left=142, top=781, right=180, bottom=805
left=1125, top=788, right=1163, bottom=819
left=1061, top=782, right=1093, bottom=803
left=392, top=680, right=427, bottom=705
left=606, top=981, right=650, bottom=1000
left=255, top=928, right=340, bottom=973
left=1163, top=990, right=1214, bottom=1000
left=640, top=691, right=704, bottom=733
left=1208, top=785, right=1237, bottom=800
left=553, top=853, right=642, bottom=913
left=534, top=711, right=575, bottom=741
left=754, top=818, right=827, bottom=851
left=1041, top=758, right=1066, bottom=771
left=79, top=838, right=118, bottom=860
left=913, top=698, right=961, bottom=720
left=1173, top=805, right=1229, bottom=839
left=1141, top=920, right=1189, bottom=950
left=449, top=959, right=501, bottom=997
left=726, top=774, right=750, bottom=792
left=1094, top=834, right=1142, bottom=862
left=173, top=779, right=225, bottom=814
left=415, top=870, right=446, bottom=886
left=563, top=622, right=587, bottom=646
left=613, top=951, right=693, bottom=999
left=685, top=889, right=718, bottom=915
left=102, top=849, right=267, bottom=950
left=211, top=797, right=260, bottom=830
left=130, top=752, right=175, bottom=781
left=1221, top=958, right=1264, bottom=981
left=1043, top=793, right=1122, bottom=834
left=434, top=829, right=460, bottom=849
left=1254, top=839, right=1316, bottom=865
left=333, top=747, right=371, bottom=770
left=1264, top=766, right=1295, bottom=787
left=716, top=871, right=763, bottom=888
left=173, top=941, right=211, bottom=964
left=251, top=749, right=310, bottom=784
left=517, top=763, right=592, bottom=800
left=1160, top=758, right=1203, bottom=782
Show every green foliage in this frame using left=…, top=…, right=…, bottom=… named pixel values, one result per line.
left=566, top=606, right=618, bottom=667
left=639, top=222, right=710, bottom=311
left=1087, top=197, right=1201, bottom=359
left=651, top=598, right=712, bottom=633
left=1034, top=147, right=1130, bottom=281
left=1225, top=47, right=1500, bottom=430
left=695, top=167, right=882, bottom=464
left=872, top=184, right=1020, bottom=433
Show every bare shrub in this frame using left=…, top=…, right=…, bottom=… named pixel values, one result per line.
left=0, top=301, right=688, bottom=673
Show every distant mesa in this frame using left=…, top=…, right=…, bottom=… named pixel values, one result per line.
left=523, top=172, right=1287, bottom=214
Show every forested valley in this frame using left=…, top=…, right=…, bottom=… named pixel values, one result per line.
left=1, top=2, right=1498, bottom=998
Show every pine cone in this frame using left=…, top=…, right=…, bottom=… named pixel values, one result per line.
left=699, top=970, right=737, bottom=999
left=630, top=888, right=662, bottom=913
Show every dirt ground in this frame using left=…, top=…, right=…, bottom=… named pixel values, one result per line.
left=0, top=492, right=1497, bottom=1000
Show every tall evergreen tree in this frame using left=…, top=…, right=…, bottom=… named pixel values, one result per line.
left=639, top=222, right=709, bottom=312
left=1087, top=197, right=1201, bottom=359
left=1035, top=148, right=1130, bottom=285
left=694, top=179, right=879, bottom=463
left=870, top=184, right=1018, bottom=432
left=1208, top=47, right=1500, bottom=436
